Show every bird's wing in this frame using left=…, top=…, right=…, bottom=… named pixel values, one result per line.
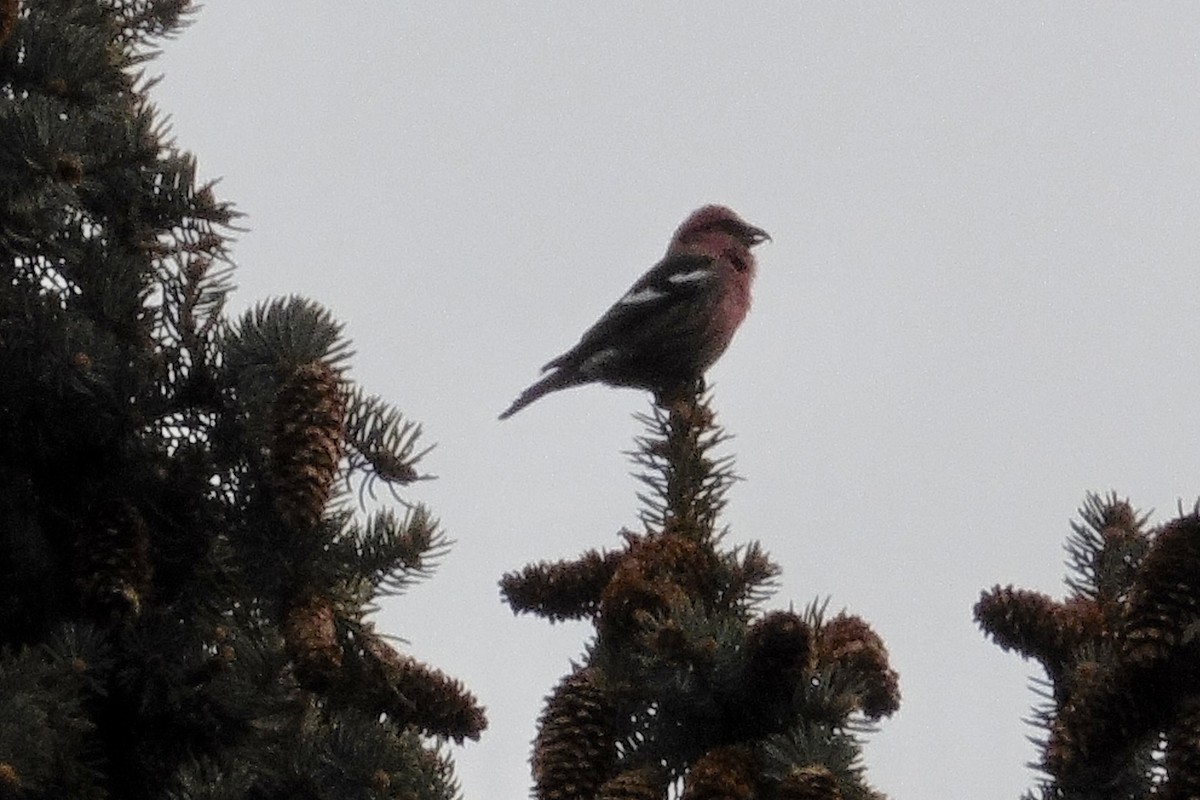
left=543, top=253, right=719, bottom=372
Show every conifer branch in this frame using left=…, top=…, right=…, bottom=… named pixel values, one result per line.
left=513, top=385, right=895, bottom=798
left=978, top=493, right=1200, bottom=796
left=342, top=387, right=434, bottom=504
left=0, top=5, right=477, bottom=795
left=344, top=505, right=449, bottom=600
left=224, top=297, right=354, bottom=380
left=628, top=387, right=736, bottom=542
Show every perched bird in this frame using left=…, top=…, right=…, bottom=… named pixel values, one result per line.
left=500, top=205, right=770, bottom=419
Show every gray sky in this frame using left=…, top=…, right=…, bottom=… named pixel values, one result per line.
left=155, top=4, right=1200, bottom=798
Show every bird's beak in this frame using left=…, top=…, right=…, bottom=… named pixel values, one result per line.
left=745, top=226, right=772, bottom=246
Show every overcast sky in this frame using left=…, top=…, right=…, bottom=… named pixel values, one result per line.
left=154, top=4, right=1200, bottom=798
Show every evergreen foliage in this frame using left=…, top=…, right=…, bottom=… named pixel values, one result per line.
left=502, top=391, right=899, bottom=800
left=977, top=492, right=1200, bottom=798
left=0, top=2, right=482, bottom=797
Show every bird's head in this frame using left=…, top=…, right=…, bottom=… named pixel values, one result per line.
left=670, top=205, right=771, bottom=273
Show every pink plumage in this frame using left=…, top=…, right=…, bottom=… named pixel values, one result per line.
left=499, top=205, right=770, bottom=419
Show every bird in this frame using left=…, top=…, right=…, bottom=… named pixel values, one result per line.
left=499, top=205, right=770, bottom=419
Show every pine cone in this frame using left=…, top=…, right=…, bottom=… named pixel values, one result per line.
left=975, top=586, right=1067, bottom=665
left=359, top=628, right=486, bottom=743
left=0, top=0, right=15, bottom=51
left=501, top=548, right=625, bottom=622
left=776, top=764, right=842, bottom=800
left=746, top=611, right=811, bottom=682
left=284, top=594, right=342, bottom=688
left=737, top=611, right=812, bottom=736
left=599, top=532, right=722, bottom=641
left=680, top=745, right=758, bottom=800
left=532, top=668, right=618, bottom=800
left=269, top=361, right=345, bottom=532
left=0, top=762, right=20, bottom=793
left=1122, top=514, right=1200, bottom=668
left=598, top=766, right=666, bottom=800
left=816, top=614, right=900, bottom=720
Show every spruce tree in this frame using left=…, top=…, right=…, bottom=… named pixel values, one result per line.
left=0, top=2, right=483, bottom=798
left=502, top=391, right=900, bottom=800
left=977, top=493, right=1200, bottom=798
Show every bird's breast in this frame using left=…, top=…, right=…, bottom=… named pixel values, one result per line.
left=701, top=281, right=751, bottom=368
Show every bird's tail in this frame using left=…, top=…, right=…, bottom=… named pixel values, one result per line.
left=498, top=369, right=576, bottom=419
